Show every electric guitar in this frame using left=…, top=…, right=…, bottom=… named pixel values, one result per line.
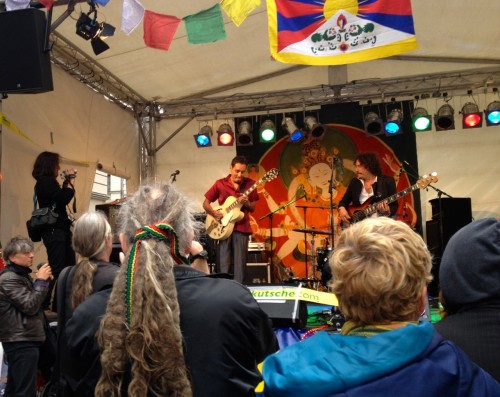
left=342, top=172, right=438, bottom=228
left=205, top=168, right=279, bottom=240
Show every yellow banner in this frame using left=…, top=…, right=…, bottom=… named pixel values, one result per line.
left=0, top=111, right=40, bottom=146
left=248, top=285, right=338, bottom=306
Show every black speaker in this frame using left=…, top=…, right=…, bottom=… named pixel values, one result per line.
left=429, top=197, right=472, bottom=248
left=0, top=9, right=53, bottom=93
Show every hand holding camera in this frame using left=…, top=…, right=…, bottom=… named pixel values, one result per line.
left=61, top=169, right=77, bottom=181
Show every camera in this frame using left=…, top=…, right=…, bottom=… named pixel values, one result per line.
left=61, top=169, right=77, bottom=180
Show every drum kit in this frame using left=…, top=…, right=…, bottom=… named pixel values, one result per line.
left=291, top=227, right=334, bottom=290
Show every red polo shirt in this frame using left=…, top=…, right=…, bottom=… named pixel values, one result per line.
left=204, top=175, right=259, bottom=234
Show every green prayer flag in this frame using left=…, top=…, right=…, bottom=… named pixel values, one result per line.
left=184, top=3, right=226, bottom=44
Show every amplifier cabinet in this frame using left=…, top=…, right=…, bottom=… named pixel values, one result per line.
left=244, top=262, right=271, bottom=285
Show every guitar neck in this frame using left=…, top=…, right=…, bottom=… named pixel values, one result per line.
left=363, top=183, right=420, bottom=217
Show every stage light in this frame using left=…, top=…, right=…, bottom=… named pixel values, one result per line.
left=304, top=116, right=325, bottom=139
left=461, top=102, right=483, bottom=129
left=194, top=125, right=213, bottom=148
left=76, top=3, right=115, bottom=56
left=485, top=101, right=500, bottom=126
left=217, top=123, right=234, bottom=146
left=411, top=107, right=432, bottom=132
left=282, top=117, right=305, bottom=143
left=259, top=119, right=276, bottom=143
left=384, top=109, right=403, bottom=136
left=364, top=112, right=384, bottom=136
left=434, top=104, right=455, bottom=131
left=236, top=121, right=253, bottom=146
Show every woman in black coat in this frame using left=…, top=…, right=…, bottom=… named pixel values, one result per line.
left=32, top=151, right=76, bottom=311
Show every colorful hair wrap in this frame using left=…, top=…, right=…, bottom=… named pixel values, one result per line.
left=125, top=222, right=189, bottom=326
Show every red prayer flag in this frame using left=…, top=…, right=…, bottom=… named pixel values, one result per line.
left=143, top=10, right=181, bottom=51
left=38, top=0, right=54, bottom=10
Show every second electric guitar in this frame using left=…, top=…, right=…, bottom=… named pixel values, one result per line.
left=206, top=168, right=279, bottom=240
left=342, top=172, right=439, bottom=228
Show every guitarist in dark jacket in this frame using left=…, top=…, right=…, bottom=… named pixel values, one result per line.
left=338, top=152, right=397, bottom=226
left=203, top=155, right=258, bottom=283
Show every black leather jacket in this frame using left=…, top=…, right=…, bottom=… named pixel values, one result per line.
left=0, top=264, right=49, bottom=343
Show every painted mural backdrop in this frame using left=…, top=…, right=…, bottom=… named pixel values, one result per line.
left=246, top=124, right=417, bottom=281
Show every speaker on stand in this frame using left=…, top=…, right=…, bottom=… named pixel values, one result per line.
left=426, top=197, right=472, bottom=296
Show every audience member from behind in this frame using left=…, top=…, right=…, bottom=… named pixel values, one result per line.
left=32, top=151, right=76, bottom=311
left=262, top=217, right=500, bottom=397
left=0, top=236, right=52, bottom=397
left=64, top=181, right=277, bottom=397
left=55, top=211, right=119, bottom=395
left=435, top=218, right=500, bottom=381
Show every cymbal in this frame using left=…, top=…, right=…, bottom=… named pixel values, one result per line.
left=293, top=228, right=332, bottom=235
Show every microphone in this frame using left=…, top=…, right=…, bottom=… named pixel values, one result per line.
left=37, top=262, right=46, bottom=270
left=297, top=184, right=307, bottom=200
left=170, top=170, right=180, bottom=177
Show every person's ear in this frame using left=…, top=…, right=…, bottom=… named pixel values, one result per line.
left=119, top=233, right=128, bottom=253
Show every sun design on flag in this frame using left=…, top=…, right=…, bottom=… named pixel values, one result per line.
left=323, top=0, right=358, bottom=20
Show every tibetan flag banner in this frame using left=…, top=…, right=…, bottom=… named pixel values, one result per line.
left=266, top=0, right=418, bottom=65
left=143, top=11, right=181, bottom=50
left=220, top=0, right=261, bottom=27
left=122, top=0, right=145, bottom=35
left=184, top=4, right=226, bottom=44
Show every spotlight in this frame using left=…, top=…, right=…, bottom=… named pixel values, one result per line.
left=484, top=101, right=500, bottom=126
left=259, top=119, right=276, bottom=143
left=411, top=107, right=432, bottom=132
left=75, top=3, right=115, bottom=56
left=236, top=121, right=253, bottom=146
left=282, top=117, right=305, bottom=143
left=304, top=116, right=325, bottom=139
left=384, top=109, right=403, bottom=136
left=434, top=104, right=455, bottom=131
left=217, top=123, right=234, bottom=146
left=364, top=112, right=384, bottom=136
left=461, top=102, right=483, bottom=129
left=194, top=125, right=212, bottom=148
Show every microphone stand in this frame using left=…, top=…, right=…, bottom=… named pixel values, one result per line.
left=328, top=156, right=337, bottom=249
left=171, top=173, right=177, bottom=183
left=259, top=194, right=305, bottom=283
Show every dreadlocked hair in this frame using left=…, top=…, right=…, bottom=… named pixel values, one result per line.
left=95, top=181, right=201, bottom=397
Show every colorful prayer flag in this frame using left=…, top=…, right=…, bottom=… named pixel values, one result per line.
left=5, top=0, right=30, bottom=11
left=266, top=0, right=418, bottom=65
left=122, top=0, right=145, bottom=35
left=184, top=4, right=226, bottom=44
left=38, top=0, right=54, bottom=10
left=143, top=11, right=181, bottom=51
left=220, top=0, right=261, bottom=27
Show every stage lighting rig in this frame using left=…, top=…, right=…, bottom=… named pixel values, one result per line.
left=76, top=2, right=115, bottom=56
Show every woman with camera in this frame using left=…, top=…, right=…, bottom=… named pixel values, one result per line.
left=32, top=151, right=76, bottom=312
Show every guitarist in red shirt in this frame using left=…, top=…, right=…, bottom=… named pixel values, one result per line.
left=203, top=156, right=258, bottom=283
left=338, top=152, right=397, bottom=227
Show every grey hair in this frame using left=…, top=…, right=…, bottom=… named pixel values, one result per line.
left=3, top=236, right=34, bottom=261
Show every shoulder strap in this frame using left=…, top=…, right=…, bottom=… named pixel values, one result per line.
left=33, top=189, right=38, bottom=210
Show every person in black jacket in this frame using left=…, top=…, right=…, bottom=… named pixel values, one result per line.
left=435, top=218, right=500, bottom=381
left=32, top=151, right=76, bottom=311
left=0, top=236, right=52, bottom=397
left=338, top=152, right=397, bottom=227
left=65, top=181, right=278, bottom=397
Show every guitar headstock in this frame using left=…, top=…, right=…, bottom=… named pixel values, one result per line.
left=416, top=172, right=439, bottom=189
left=262, top=168, right=279, bottom=183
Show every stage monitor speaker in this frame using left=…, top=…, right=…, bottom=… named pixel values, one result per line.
left=429, top=197, right=472, bottom=247
left=0, top=9, right=53, bottom=93
left=247, top=285, right=308, bottom=328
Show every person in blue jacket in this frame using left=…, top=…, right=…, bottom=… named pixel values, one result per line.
left=262, top=217, right=500, bottom=397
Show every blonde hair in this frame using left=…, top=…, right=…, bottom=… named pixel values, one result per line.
left=71, top=211, right=112, bottom=309
left=95, top=181, right=197, bottom=397
left=330, top=217, right=432, bottom=325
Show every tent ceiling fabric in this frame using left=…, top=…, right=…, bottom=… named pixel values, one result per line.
left=39, top=0, right=500, bottom=116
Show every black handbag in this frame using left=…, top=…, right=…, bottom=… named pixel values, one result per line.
left=26, top=192, right=58, bottom=242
